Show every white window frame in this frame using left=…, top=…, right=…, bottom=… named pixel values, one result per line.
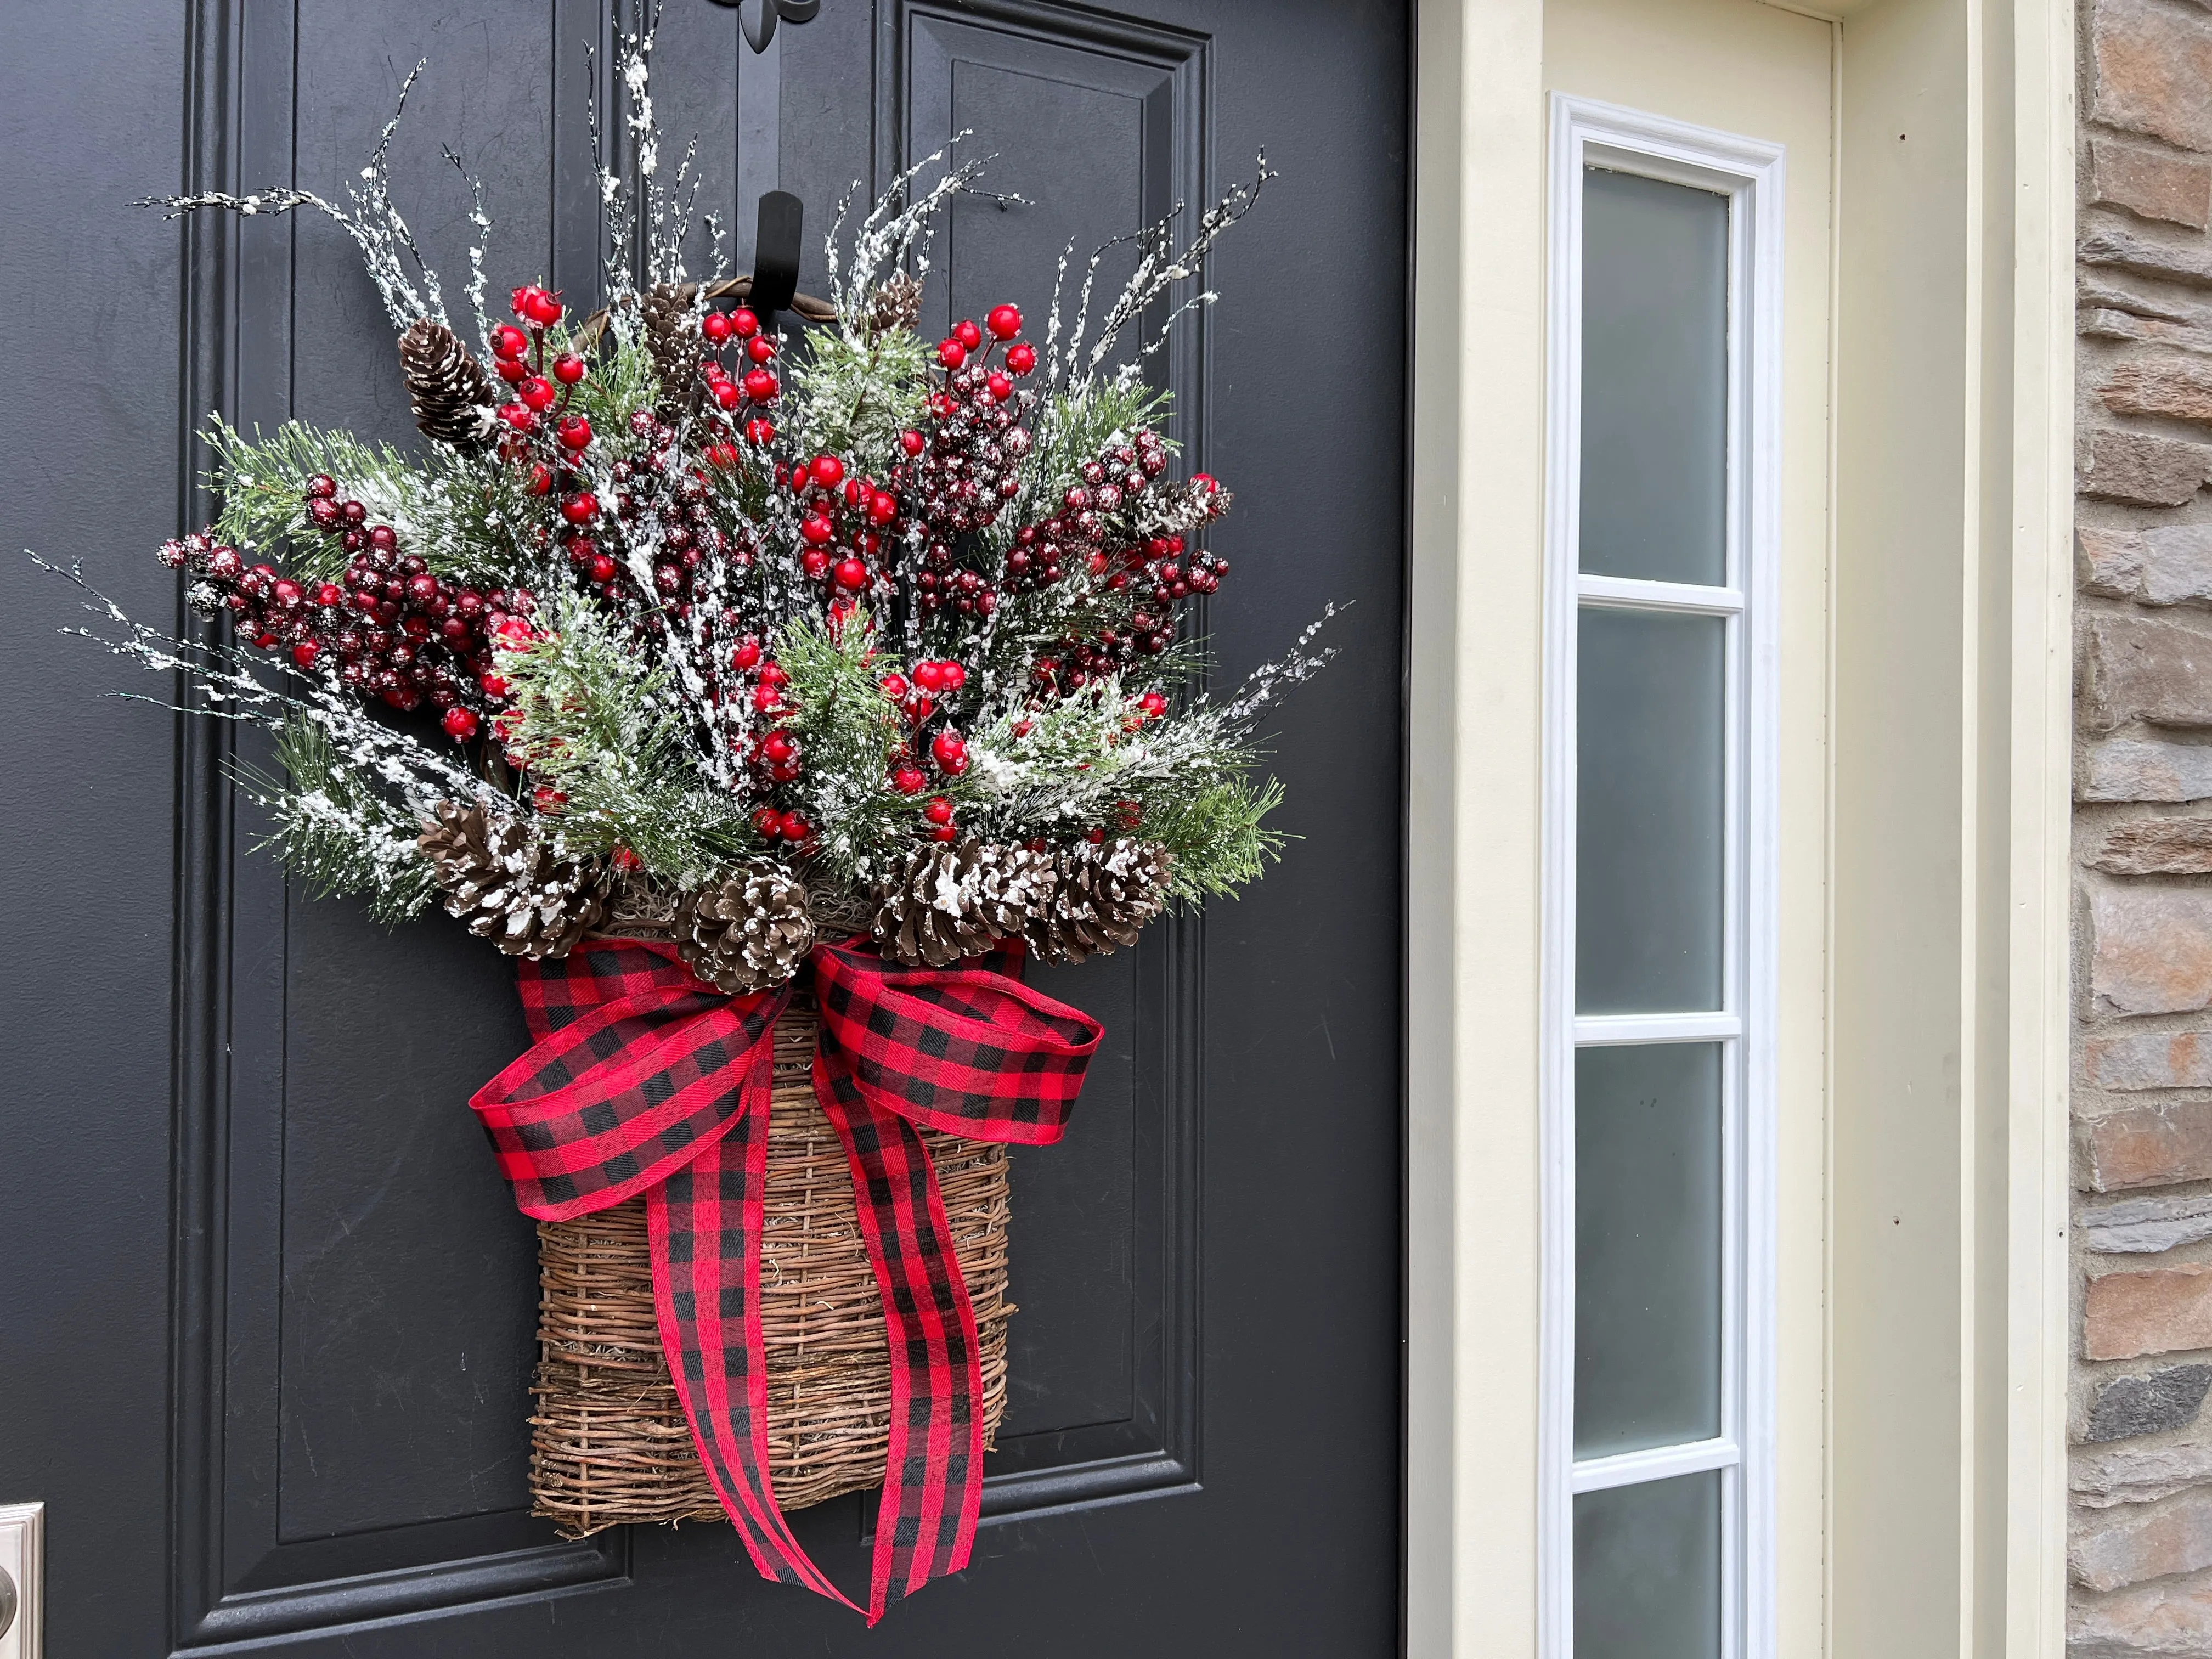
left=1539, top=93, right=1785, bottom=1659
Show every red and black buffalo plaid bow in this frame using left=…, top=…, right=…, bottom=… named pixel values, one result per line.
left=469, top=934, right=1103, bottom=1622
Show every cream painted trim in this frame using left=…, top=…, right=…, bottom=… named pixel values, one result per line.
left=2007, top=0, right=2075, bottom=1649
left=1406, top=0, right=1547, bottom=1654
left=1404, top=1, right=2073, bottom=1654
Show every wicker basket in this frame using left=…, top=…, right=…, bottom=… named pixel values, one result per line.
left=527, top=993, right=1013, bottom=1536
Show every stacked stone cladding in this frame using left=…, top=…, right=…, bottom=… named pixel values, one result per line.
left=2074, top=2, right=2212, bottom=1651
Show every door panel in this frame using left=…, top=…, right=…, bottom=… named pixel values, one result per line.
left=0, top=2, right=1406, bottom=1654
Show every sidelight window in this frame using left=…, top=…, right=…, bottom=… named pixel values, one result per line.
left=1542, top=97, right=1785, bottom=1659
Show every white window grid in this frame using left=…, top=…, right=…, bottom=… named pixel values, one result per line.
left=1539, top=93, right=1786, bottom=1659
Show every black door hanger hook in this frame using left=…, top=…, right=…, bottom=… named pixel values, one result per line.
left=750, top=190, right=804, bottom=336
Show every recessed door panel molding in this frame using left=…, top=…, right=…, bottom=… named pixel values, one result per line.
left=876, top=0, right=1211, bottom=1522
left=171, top=1, right=628, bottom=1644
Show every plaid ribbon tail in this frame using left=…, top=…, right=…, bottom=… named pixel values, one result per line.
left=473, top=936, right=1103, bottom=1624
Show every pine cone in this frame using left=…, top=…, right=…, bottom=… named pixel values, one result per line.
left=1024, top=838, right=1172, bottom=964
left=866, top=273, right=923, bottom=338
left=1135, top=476, right=1234, bottom=538
left=673, top=864, right=815, bottom=994
left=872, top=839, right=1058, bottom=968
left=640, top=283, right=703, bottom=414
left=398, top=319, right=498, bottom=448
left=417, top=802, right=607, bottom=958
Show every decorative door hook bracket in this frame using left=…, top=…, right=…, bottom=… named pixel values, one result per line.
left=706, top=0, right=822, bottom=53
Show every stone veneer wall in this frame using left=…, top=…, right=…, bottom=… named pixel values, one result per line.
left=2071, top=2, right=2212, bottom=1651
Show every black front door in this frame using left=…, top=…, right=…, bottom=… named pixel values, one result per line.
left=0, top=2, right=1407, bottom=1652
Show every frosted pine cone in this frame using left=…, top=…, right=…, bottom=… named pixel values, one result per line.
left=872, top=840, right=1058, bottom=968
left=866, top=273, right=923, bottom=337
left=1135, top=476, right=1233, bottom=538
left=1024, top=838, right=1172, bottom=964
left=417, top=801, right=607, bottom=958
left=398, top=319, right=498, bottom=448
left=640, top=283, right=703, bottom=414
left=673, top=864, right=815, bottom=994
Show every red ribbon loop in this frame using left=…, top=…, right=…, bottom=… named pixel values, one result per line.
left=469, top=935, right=1102, bottom=1623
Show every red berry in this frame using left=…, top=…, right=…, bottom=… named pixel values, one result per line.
left=891, top=764, right=928, bottom=796
left=746, top=336, right=777, bottom=365
left=799, top=514, right=836, bottom=546
left=731, top=637, right=763, bottom=671
left=526, top=290, right=564, bottom=326
left=491, top=323, right=529, bottom=359
left=518, top=376, right=556, bottom=413
left=304, top=473, right=338, bottom=499
left=1005, top=342, right=1036, bottom=375
left=922, top=795, right=955, bottom=825
left=743, top=369, right=779, bottom=402
left=778, top=810, right=812, bottom=844
left=833, top=557, right=867, bottom=591
left=557, top=415, right=593, bottom=451
left=479, top=672, right=514, bottom=698
left=753, top=680, right=787, bottom=713
left=954, top=319, right=983, bottom=351
left=1191, top=472, right=1218, bottom=493
left=761, top=729, right=797, bottom=764
left=528, top=463, right=555, bottom=496
left=510, top=284, right=544, bottom=319
left=930, top=730, right=970, bottom=775
left=801, top=547, right=831, bottom=580
left=986, top=304, right=1022, bottom=340
left=713, top=380, right=744, bottom=411
left=498, top=403, right=536, bottom=431
left=588, top=554, right=617, bottom=582
left=986, top=372, right=1013, bottom=402
left=912, top=659, right=947, bottom=693
left=290, top=639, right=321, bottom=670
left=745, top=417, right=776, bottom=445
left=868, top=491, right=899, bottom=526
left=810, top=455, right=844, bottom=487
left=936, top=337, right=966, bottom=370
left=561, top=492, right=600, bottom=524
left=702, top=311, right=735, bottom=343
left=879, top=672, right=910, bottom=700
left=1138, top=690, right=1169, bottom=721
left=492, top=358, right=524, bottom=385
left=940, top=662, right=967, bottom=691
left=730, top=308, right=760, bottom=339
left=552, top=352, right=586, bottom=385
left=705, top=441, right=740, bottom=469
left=442, top=706, right=479, bottom=740
left=753, top=806, right=782, bottom=839
left=900, top=430, right=926, bottom=456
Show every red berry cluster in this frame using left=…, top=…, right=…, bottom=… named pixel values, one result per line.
left=163, top=475, right=530, bottom=732
left=1005, top=431, right=1172, bottom=596
left=787, top=452, right=900, bottom=602
left=873, top=658, right=973, bottom=837
left=893, top=304, right=1039, bottom=618
left=697, top=305, right=782, bottom=418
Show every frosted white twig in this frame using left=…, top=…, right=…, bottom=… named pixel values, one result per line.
left=142, top=61, right=450, bottom=332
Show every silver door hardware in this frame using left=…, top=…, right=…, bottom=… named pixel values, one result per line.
left=0, top=1502, right=41, bottom=1659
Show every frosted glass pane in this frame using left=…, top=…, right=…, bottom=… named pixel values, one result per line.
left=1580, top=167, right=1729, bottom=586
left=1576, top=608, right=1725, bottom=1014
left=1574, top=1043, right=1723, bottom=1457
left=1575, top=1472, right=1723, bottom=1659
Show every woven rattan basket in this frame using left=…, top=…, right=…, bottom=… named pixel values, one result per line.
left=527, top=992, right=1013, bottom=1536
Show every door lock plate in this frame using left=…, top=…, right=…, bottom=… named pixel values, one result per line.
left=0, top=1503, right=41, bottom=1658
